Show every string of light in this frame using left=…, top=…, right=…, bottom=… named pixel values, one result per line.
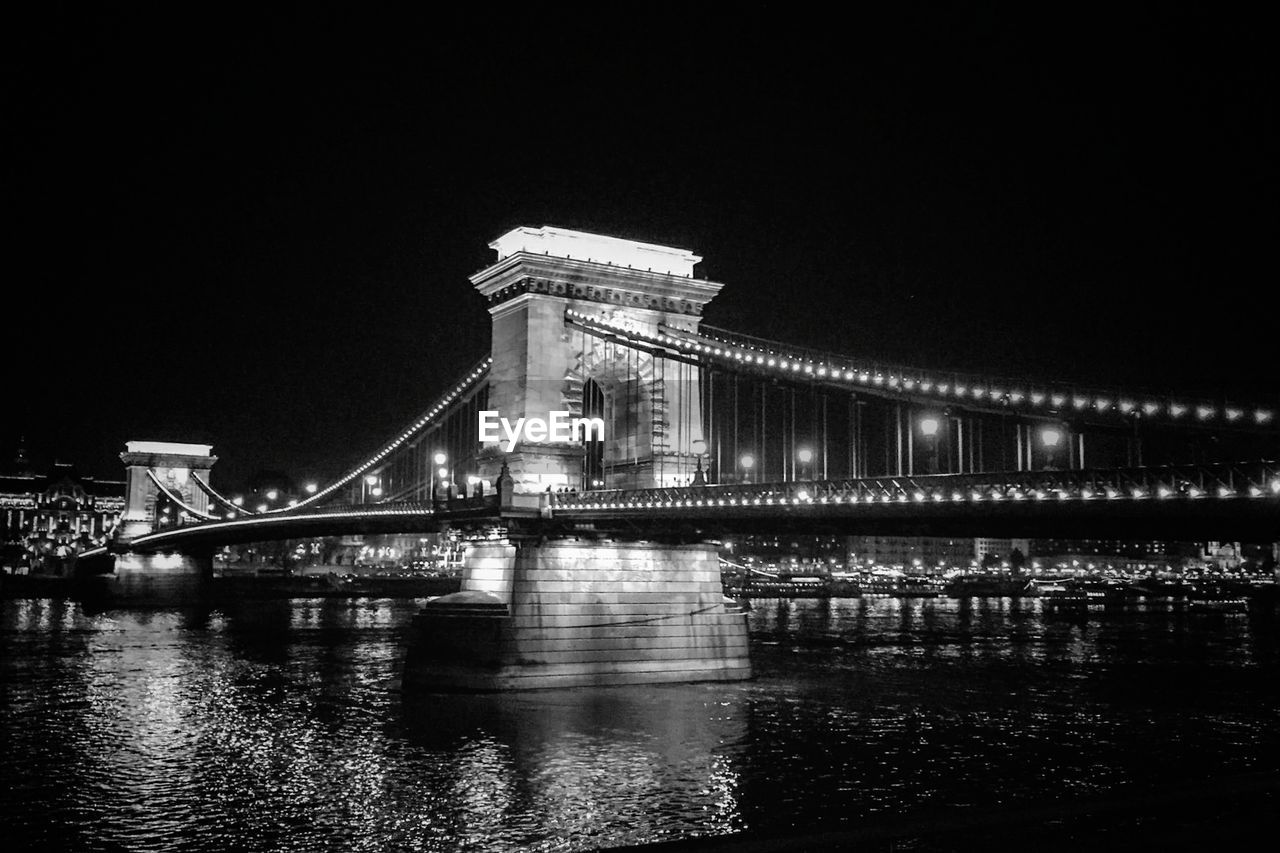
left=190, top=473, right=259, bottom=517
left=276, top=357, right=492, bottom=513
left=129, top=503, right=438, bottom=548
left=550, top=463, right=1280, bottom=512
left=563, top=309, right=1274, bottom=429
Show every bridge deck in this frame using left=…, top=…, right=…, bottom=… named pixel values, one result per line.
left=120, top=462, right=1279, bottom=552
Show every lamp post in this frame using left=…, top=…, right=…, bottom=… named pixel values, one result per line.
left=433, top=451, right=449, bottom=501
left=692, top=438, right=707, bottom=485
left=920, top=416, right=940, bottom=475
left=797, top=447, right=813, bottom=481
left=1040, top=426, right=1062, bottom=470
left=740, top=453, right=755, bottom=485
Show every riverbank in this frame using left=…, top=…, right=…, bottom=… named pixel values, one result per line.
left=0, top=573, right=462, bottom=600
left=723, top=575, right=1280, bottom=606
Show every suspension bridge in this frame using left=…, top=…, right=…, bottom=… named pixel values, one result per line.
left=89, top=225, right=1278, bottom=689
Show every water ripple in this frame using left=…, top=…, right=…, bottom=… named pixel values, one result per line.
left=2, top=597, right=1278, bottom=850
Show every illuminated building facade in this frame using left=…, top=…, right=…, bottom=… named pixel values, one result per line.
left=848, top=535, right=979, bottom=570
left=1029, top=538, right=1201, bottom=573
left=1, top=446, right=125, bottom=574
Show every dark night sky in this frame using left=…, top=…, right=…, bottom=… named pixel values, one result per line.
left=7, top=6, right=1276, bottom=489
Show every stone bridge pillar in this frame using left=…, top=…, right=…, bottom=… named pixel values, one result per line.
left=471, top=226, right=723, bottom=496
left=405, top=536, right=751, bottom=691
left=106, top=441, right=218, bottom=604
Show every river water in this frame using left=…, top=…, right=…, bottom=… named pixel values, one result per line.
left=2, top=596, right=1278, bottom=851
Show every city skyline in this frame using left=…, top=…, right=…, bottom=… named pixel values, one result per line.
left=9, top=8, right=1274, bottom=490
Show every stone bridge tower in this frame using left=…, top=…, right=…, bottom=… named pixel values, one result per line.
left=471, top=226, right=723, bottom=494
left=406, top=227, right=751, bottom=692
left=117, top=441, right=217, bottom=541
left=109, top=441, right=217, bottom=603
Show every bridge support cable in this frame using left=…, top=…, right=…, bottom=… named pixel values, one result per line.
left=191, top=472, right=259, bottom=516
left=566, top=310, right=1277, bottom=481
left=562, top=311, right=703, bottom=369
left=145, top=469, right=220, bottom=522
left=126, top=502, right=442, bottom=551
left=273, top=356, right=492, bottom=514
left=640, top=318, right=1278, bottom=435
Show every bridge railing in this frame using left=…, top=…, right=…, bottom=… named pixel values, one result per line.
left=548, top=462, right=1280, bottom=510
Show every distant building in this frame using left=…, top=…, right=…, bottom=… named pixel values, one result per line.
left=1, top=444, right=124, bottom=575
left=1029, top=538, right=1201, bottom=573
left=1201, top=541, right=1239, bottom=571
left=848, top=535, right=978, bottom=571
left=974, top=538, right=1031, bottom=563
left=724, top=534, right=847, bottom=566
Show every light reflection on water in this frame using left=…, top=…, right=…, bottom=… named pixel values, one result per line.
left=2, top=596, right=1277, bottom=851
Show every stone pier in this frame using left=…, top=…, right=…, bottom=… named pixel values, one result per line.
left=106, top=551, right=213, bottom=604
left=404, top=538, right=752, bottom=691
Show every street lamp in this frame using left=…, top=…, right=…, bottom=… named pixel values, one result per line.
left=433, top=451, right=449, bottom=500
left=691, top=438, right=708, bottom=485
left=304, top=483, right=318, bottom=494
left=920, top=416, right=940, bottom=474
left=797, top=447, right=813, bottom=481
left=1040, top=426, right=1062, bottom=469
left=740, top=453, right=755, bottom=484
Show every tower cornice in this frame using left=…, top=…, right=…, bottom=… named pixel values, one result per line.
left=472, top=252, right=723, bottom=316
